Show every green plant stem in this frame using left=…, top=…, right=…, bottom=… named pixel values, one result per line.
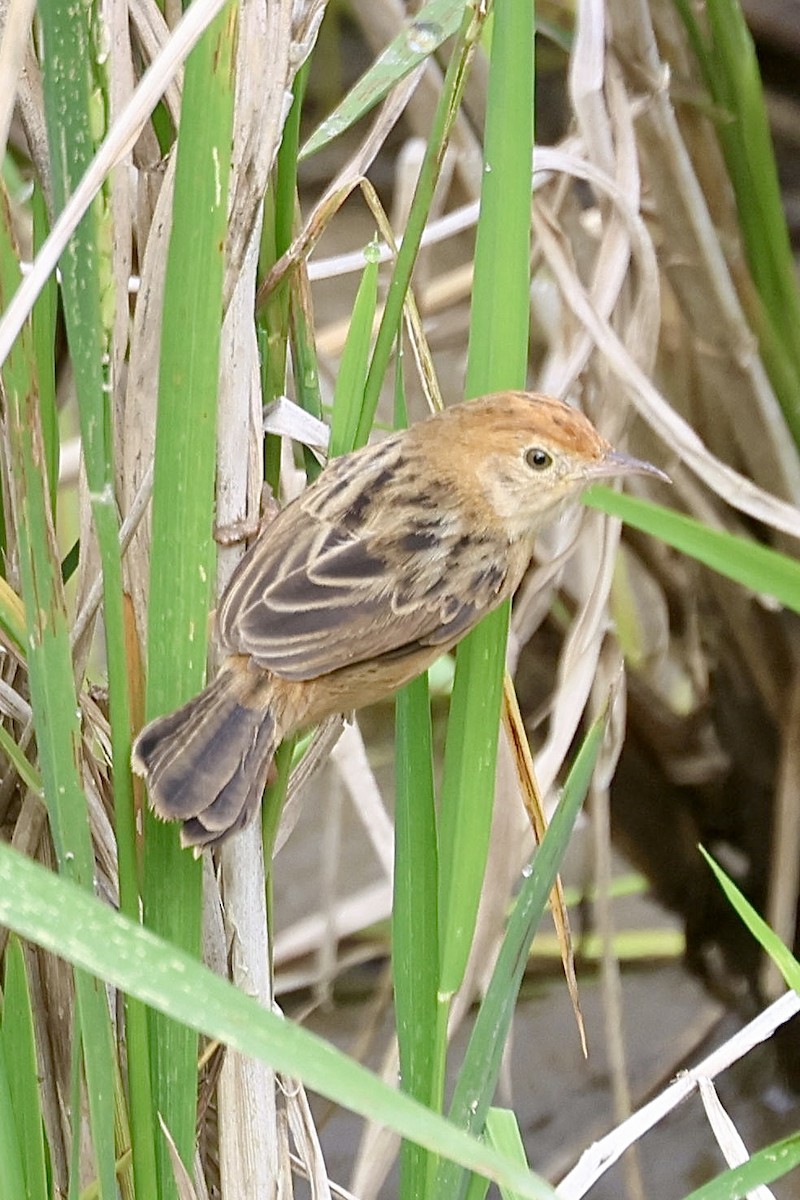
left=393, top=672, right=439, bottom=1198
left=437, top=0, right=535, bottom=998
left=356, top=0, right=489, bottom=446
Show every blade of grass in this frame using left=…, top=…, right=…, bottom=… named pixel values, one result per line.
left=289, top=263, right=325, bottom=482
left=394, top=671, right=440, bottom=1198
left=432, top=4, right=535, bottom=1188
left=260, top=193, right=290, bottom=491
left=704, top=0, right=800, bottom=374
left=673, top=0, right=800, bottom=444
left=699, top=847, right=800, bottom=992
left=37, top=0, right=156, bottom=1191
left=437, top=602, right=510, bottom=996
left=705, top=27, right=793, bottom=333
left=0, top=1034, right=28, bottom=1200
left=465, top=1173, right=491, bottom=1200
left=434, top=713, right=604, bottom=1200
left=503, top=673, right=586, bottom=1050
left=0, top=841, right=558, bottom=1200
left=4, top=348, right=118, bottom=1200
left=0, top=174, right=117, bottom=1200
left=584, top=489, right=800, bottom=614
left=261, top=736, right=298, bottom=863
left=259, top=65, right=306, bottom=490
left=0, top=575, right=25, bottom=651
left=391, top=345, right=443, bottom=1197
left=0, top=724, right=41, bottom=797
left=300, top=0, right=466, bottom=161
left=329, top=240, right=380, bottom=457
left=356, top=0, right=490, bottom=446
left=1, top=937, right=48, bottom=1200
left=486, top=1109, right=530, bottom=1200
left=68, top=1015, right=83, bottom=1200
left=681, top=1131, right=800, bottom=1200
left=437, top=0, right=534, bottom=999
left=141, top=6, right=238, bottom=1195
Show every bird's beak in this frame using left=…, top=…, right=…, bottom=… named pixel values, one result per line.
left=589, top=449, right=671, bottom=484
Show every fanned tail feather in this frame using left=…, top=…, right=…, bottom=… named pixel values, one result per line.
left=132, top=661, right=280, bottom=849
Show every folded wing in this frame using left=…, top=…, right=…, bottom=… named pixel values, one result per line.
left=217, top=443, right=508, bottom=681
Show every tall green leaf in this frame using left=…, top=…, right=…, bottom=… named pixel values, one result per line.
left=438, top=0, right=535, bottom=999
left=0, top=842, right=558, bottom=1200
left=0, top=165, right=117, bottom=1200
left=434, top=715, right=603, bottom=1200
left=142, top=6, right=238, bottom=1195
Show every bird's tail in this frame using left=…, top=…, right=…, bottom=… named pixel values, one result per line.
left=132, top=658, right=280, bottom=850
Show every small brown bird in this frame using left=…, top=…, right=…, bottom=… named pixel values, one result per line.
left=133, top=391, right=664, bottom=849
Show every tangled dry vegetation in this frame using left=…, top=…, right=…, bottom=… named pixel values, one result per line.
left=1, top=0, right=799, bottom=1197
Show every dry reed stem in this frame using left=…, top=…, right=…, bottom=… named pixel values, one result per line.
left=557, top=990, right=800, bottom=1198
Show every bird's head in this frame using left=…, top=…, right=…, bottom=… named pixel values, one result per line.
left=441, top=391, right=667, bottom=540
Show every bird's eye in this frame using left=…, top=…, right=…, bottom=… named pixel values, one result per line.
left=525, top=447, right=553, bottom=471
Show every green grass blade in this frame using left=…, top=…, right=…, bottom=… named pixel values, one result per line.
left=437, top=0, right=534, bottom=1000
left=259, top=67, right=305, bottom=490
left=38, top=0, right=149, bottom=1190
left=329, top=242, right=380, bottom=456
left=144, top=2, right=238, bottom=716
left=393, top=672, right=440, bottom=1197
left=0, top=574, right=25, bottom=652
left=0, top=842, right=558, bottom=1200
left=704, top=0, right=800, bottom=368
left=37, top=0, right=155, bottom=1191
left=391, top=354, right=441, bottom=1197
left=681, top=1131, right=800, bottom=1199
left=357, top=0, right=490, bottom=446
left=289, top=268, right=325, bottom=482
left=1, top=170, right=117, bottom=1200
left=434, top=715, right=604, bottom=1200
left=4, top=378, right=118, bottom=1200
left=464, top=1171, right=491, bottom=1200
left=486, top=1110, right=530, bottom=1200
left=673, top=0, right=800, bottom=443
left=464, top=3, right=534, bottom=394
left=1, top=937, right=48, bottom=1200
left=141, top=6, right=238, bottom=1195
left=0, top=1035, right=27, bottom=1200
left=68, top=1018, right=82, bottom=1200
left=437, top=601, right=510, bottom=996
left=699, top=847, right=800, bottom=992
left=584, top=490, right=800, bottom=614
left=300, top=0, right=466, bottom=161
left=0, top=724, right=41, bottom=797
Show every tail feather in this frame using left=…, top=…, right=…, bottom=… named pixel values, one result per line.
left=132, top=661, right=281, bottom=849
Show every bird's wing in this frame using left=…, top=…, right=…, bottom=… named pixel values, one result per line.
left=217, top=443, right=509, bottom=681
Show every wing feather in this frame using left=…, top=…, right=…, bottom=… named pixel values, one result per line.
left=217, top=437, right=510, bottom=680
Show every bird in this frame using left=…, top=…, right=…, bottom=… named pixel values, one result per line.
left=132, top=390, right=666, bottom=850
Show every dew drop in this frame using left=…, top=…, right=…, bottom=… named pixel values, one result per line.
left=406, top=21, right=441, bottom=55
left=363, top=237, right=382, bottom=265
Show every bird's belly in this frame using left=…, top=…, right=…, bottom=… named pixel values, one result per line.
left=276, top=641, right=449, bottom=731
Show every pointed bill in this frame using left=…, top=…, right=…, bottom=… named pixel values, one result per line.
left=589, top=449, right=671, bottom=484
